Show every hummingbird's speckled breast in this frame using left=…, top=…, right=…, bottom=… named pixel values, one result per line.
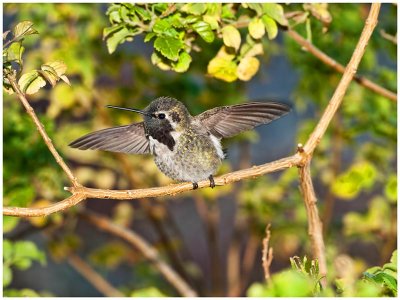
left=150, top=126, right=224, bottom=183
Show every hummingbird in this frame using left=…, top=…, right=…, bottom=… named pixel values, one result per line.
left=69, top=97, right=290, bottom=189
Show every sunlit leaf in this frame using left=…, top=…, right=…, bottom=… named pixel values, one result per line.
left=3, top=266, right=12, bottom=288
left=151, top=52, right=171, bottom=71
left=237, top=56, right=260, bottom=81
left=172, top=51, right=192, bottom=73
left=181, top=3, right=206, bottom=15
left=203, top=15, right=219, bottom=30
left=207, top=56, right=237, bottom=82
left=6, top=42, right=24, bottom=65
left=105, top=26, right=133, bottom=54
left=222, top=25, right=241, bottom=51
left=262, top=3, right=288, bottom=26
left=192, top=21, right=214, bottom=43
left=13, top=21, right=38, bottom=39
left=18, top=70, right=46, bottom=95
left=248, top=18, right=265, bottom=39
left=384, top=175, right=397, bottom=203
left=154, top=36, right=183, bottom=61
left=262, top=15, right=278, bottom=40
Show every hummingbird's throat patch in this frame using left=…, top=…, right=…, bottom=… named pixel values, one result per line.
left=147, top=125, right=176, bottom=152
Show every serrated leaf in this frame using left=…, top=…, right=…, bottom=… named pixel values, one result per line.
left=106, top=26, right=132, bottom=54
left=237, top=56, right=259, bottom=81
left=262, top=15, right=278, bottom=40
left=249, top=18, right=265, bottom=39
left=208, top=56, right=237, bottom=82
left=46, top=61, right=67, bottom=76
left=154, top=36, right=183, bottom=61
left=172, top=52, right=192, bottom=73
left=222, top=25, right=241, bottom=51
left=13, top=21, right=38, bottom=38
left=193, top=21, right=214, bottom=43
left=262, top=4, right=288, bottom=26
left=18, top=71, right=46, bottom=95
left=133, top=5, right=151, bottom=21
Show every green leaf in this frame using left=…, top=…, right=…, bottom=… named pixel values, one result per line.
left=13, top=21, right=38, bottom=39
left=181, top=3, right=206, bottom=15
left=172, top=51, right=192, bottom=73
left=153, top=19, right=179, bottom=38
left=133, top=5, right=151, bottom=21
left=144, top=32, right=156, bottom=42
left=3, top=266, right=12, bottom=287
left=203, top=15, right=219, bottom=30
left=18, top=71, right=46, bottom=95
left=248, top=18, right=265, bottom=39
left=207, top=56, right=237, bottom=82
left=192, top=21, right=214, bottom=43
left=6, top=42, right=24, bottom=65
left=237, top=56, right=260, bottom=81
left=105, top=26, right=132, bottom=54
left=222, top=25, right=241, bottom=51
left=262, top=4, right=288, bottom=26
left=3, top=240, right=13, bottom=262
left=13, top=241, right=46, bottom=266
left=154, top=36, right=183, bottom=61
left=262, top=15, right=278, bottom=40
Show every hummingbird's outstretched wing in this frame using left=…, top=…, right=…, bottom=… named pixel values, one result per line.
left=195, top=102, right=291, bottom=138
left=69, top=122, right=150, bottom=154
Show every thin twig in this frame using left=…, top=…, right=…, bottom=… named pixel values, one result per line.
left=261, top=224, right=273, bottom=281
left=80, top=210, right=197, bottom=297
left=286, top=29, right=396, bottom=102
left=6, top=74, right=81, bottom=187
left=68, top=253, right=124, bottom=297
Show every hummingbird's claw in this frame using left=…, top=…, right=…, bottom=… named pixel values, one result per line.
left=192, top=182, right=199, bottom=189
left=208, top=175, right=215, bottom=188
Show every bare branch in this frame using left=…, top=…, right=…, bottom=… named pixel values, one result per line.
left=68, top=253, right=124, bottom=297
left=6, top=74, right=81, bottom=187
left=298, top=163, right=326, bottom=285
left=286, top=28, right=396, bottom=102
left=80, top=210, right=197, bottom=297
left=304, top=3, right=382, bottom=155
left=262, top=224, right=273, bottom=281
left=3, top=155, right=301, bottom=217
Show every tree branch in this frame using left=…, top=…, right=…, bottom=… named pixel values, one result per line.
left=261, top=224, right=273, bottom=281
left=3, top=155, right=301, bottom=217
left=6, top=74, right=81, bottom=187
left=68, top=253, right=124, bottom=297
left=286, top=28, right=396, bottom=102
left=80, top=210, right=198, bottom=297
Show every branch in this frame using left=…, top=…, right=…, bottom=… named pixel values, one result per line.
left=303, top=3, right=381, bottom=155
left=6, top=74, right=81, bottom=187
left=80, top=210, right=198, bottom=297
left=298, top=163, right=326, bottom=285
left=3, top=154, right=301, bottom=217
left=286, top=29, right=396, bottom=103
left=68, top=253, right=124, bottom=297
left=261, top=224, right=273, bottom=281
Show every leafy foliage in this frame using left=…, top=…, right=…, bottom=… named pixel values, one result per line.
left=104, top=3, right=287, bottom=81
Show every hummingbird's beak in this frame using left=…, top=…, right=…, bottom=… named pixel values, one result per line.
left=105, top=105, right=152, bottom=117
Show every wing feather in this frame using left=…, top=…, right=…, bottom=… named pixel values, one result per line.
left=195, top=101, right=291, bottom=138
left=69, top=122, right=150, bottom=154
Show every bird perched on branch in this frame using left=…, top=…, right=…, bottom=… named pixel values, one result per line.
left=69, top=97, right=290, bottom=189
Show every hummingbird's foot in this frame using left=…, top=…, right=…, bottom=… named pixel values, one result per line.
left=192, top=182, right=199, bottom=189
left=208, top=175, right=215, bottom=188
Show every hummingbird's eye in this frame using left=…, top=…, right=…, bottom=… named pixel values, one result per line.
left=158, top=113, right=166, bottom=119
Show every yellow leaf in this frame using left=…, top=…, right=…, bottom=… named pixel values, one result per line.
left=46, top=61, right=67, bottom=76
left=262, top=15, right=278, bottom=40
left=248, top=18, right=265, bottom=39
left=18, top=71, right=46, bottom=95
left=237, top=57, right=260, bottom=81
left=207, top=56, right=238, bottom=82
left=222, top=25, right=241, bottom=51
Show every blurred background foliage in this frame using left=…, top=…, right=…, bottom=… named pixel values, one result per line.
left=3, top=3, right=397, bottom=297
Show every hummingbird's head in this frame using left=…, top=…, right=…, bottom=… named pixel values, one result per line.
left=143, top=96, right=191, bottom=131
